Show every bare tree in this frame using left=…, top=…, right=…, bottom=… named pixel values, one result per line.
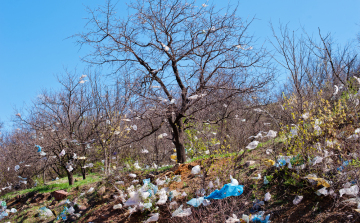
left=76, top=0, right=275, bottom=163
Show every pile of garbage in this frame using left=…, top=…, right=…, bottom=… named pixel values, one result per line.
left=0, top=200, right=17, bottom=221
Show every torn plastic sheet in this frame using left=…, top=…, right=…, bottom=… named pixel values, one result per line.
left=251, top=211, right=271, bottom=223
left=226, top=214, right=240, bottom=223
left=145, top=213, right=159, bottom=222
left=172, top=204, right=192, bottom=217
left=304, top=175, right=330, bottom=188
left=340, top=185, right=359, bottom=197
left=264, top=192, right=271, bottom=201
left=187, top=197, right=205, bottom=207
left=246, top=141, right=259, bottom=150
left=191, top=165, right=201, bottom=175
left=204, top=183, right=244, bottom=200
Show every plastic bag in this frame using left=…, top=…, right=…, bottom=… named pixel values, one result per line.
left=10, top=208, right=17, bottom=213
left=208, top=181, right=214, bottom=189
left=156, top=188, right=168, bottom=205
left=293, top=195, right=303, bottom=205
left=316, top=187, right=328, bottom=196
left=15, top=165, right=20, bottom=171
left=113, top=204, right=122, bottom=209
left=205, top=183, right=243, bottom=200
left=172, top=204, right=192, bottom=217
left=187, top=197, right=205, bottom=207
left=125, top=192, right=142, bottom=206
left=340, top=185, right=359, bottom=197
left=264, top=192, right=271, bottom=201
left=59, top=149, right=65, bottom=157
left=36, top=145, right=42, bottom=152
left=264, top=159, right=275, bottom=167
left=134, top=161, right=141, bottom=170
left=226, top=214, right=240, bottom=223
left=246, top=141, right=259, bottom=150
left=304, top=175, right=330, bottom=188
left=39, top=207, right=54, bottom=218
left=251, top=174, right=261, bottom=180
left=230, top=175, right=239, bottom=186
left=129, top=173, right=137, bottom=178
left=264, top=176, right=269, bottom=185
left=266, top=130, right=277, bottom=138
left=87, top=187, right=94, bottom=193
left=191, top=165, right=201, bottom=175
left=145, top=213, right=159, bottom=222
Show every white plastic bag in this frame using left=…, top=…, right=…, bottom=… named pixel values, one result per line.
left=293, top=195, right=303, bottom=205
left=191, top=165, right=201, bottom=175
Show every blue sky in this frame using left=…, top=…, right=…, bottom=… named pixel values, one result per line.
left=0, top=0, right=359, bottom=130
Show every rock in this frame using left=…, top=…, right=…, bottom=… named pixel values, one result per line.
left=98, top=186, right=106, bottom=195
left=51, top=190, right=68, bottom=201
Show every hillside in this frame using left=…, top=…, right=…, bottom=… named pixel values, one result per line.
left=1, top=140, right=359, bottom=223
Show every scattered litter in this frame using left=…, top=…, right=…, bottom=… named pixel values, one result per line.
left=340, top=185, right=359, bottom=197
left=38, top=207, right=53, bottom=218
left=187, top=197, right=205, bottom=207
left=59, top=149, right=66, bottom=157
left=316, top=187, right=328, bottom=196
left=226, top=214, right=240, bottom=223
left=87, top=187, right=94, bottom=194
left=205, top=181, right=243, bottom=200
left=293, top=195, right=303, bottom=205
left=172, top=204, right=192, bottom=217
left=129, top=173, right=137, bottom=178
left=251, top=174, right=261, bottom=180
left=304, top=175, right=330, bottom=188
left=191, top=165, right=201, bottom=175
left=264, top=176, right=269, bottom=185
left=264, top=192, right=271, bottom=201
left=246, top=141, right=259, bottom=150
left=145, top=213, right=159, bottom=222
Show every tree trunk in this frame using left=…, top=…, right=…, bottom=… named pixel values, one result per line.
left=172, top=119, right=186, bottom=163
left=82, top=168, right=86, bottom=180
left=67, top=170, right=74, bottom=185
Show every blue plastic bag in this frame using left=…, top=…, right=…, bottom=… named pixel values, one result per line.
left=204, top=183, right=243, bottom=200
left=36, top=145, right=42, bottom=152
left=252, top=214, right=270, bottom=223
